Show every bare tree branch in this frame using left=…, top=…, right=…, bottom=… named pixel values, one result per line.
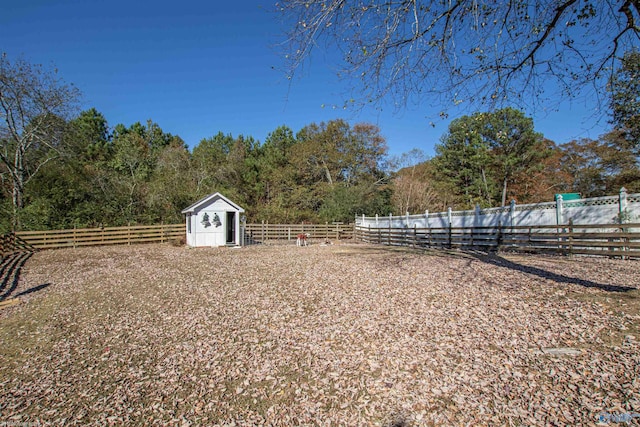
left=277, top=0, right=640, bottom=115
left=505, top=0, right=578, bottom=81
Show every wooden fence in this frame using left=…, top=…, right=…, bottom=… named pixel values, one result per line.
left=242, top=223, right=353, bottom=245
left=10, top=224, right=185, bottom=251
left=2, top=222, right=353, bottom=252
left=4, top=221, right=638, bottom=258
left=354, top=223, right=640, bottom=258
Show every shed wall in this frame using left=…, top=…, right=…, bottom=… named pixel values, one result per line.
left=185, top=198, right=242, bottom=247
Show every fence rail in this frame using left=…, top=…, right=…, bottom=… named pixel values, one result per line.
left=4, top=223, right=354, bottom=251
left=5, top=220, right=639, bottom=258
left=354, top=223, right=640, bottom=258
left=13, top=224, right=185, bottom=250
left=243, top=223, right=353, bottom=245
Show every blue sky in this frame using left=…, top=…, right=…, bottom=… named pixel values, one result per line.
left=2, top=0, right=611, bottom=158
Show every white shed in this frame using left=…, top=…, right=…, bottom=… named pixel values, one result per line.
left=181, top=193, right=245, bottom=247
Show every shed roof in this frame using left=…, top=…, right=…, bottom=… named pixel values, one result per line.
left=181, top=192, right=245, bottom=214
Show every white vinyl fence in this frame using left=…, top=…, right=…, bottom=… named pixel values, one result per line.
left=356, top=188, right=639, bottom=229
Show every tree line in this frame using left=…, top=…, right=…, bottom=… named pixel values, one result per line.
left=1, top=53, right=639, bottom=232
left=0, top=106, right=392, bottom=231
left=393, top=121, right=640, bottom=215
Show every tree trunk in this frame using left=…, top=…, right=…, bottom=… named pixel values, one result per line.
left=405, top=164, right=416, bottom=213
left=501, top=177, right=508, bottom=207
left=481, top=168, right=491, bottom=205
left=11, top=147, right=26, bottom=231
left=321, top=158, right=333, bottom=185
left=12, top=183, right=23, bottom=231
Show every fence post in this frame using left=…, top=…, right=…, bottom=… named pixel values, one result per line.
left=510, top=200, right=516, bottom=228
left=568, top=218, right=574, bottom=258
left=447, top=207, right=453, bottom=249
left=413, top=224, right=417, bottom=249
left=406, top=211, right=410, bottom=228
left=425, top=210, right=429, bottom=229
left=616, top=188, right=630, bottom=258
left=402, top=224, right=406, bottom=247
left=496, top=221, right=503, bottom=252
left=388, top=213, right=392, bottom=245
left=556, top=194, right=564, bottom=225
left=622, top=222, right=630, bottom=260
left=619, top=187, right=628, bottom=223
left=73, top=225, right=77, bottom=249
left=474, top=204, right=480, bottom=228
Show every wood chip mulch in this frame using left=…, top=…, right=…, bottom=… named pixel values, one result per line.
left=0, top=243, right=638, bottom=426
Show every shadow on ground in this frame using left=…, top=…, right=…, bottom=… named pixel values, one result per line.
left=0, top=252, right=50, bottom=301
left=343, top=243, right=636, bottom=293
left=465, top=251, right=636, bottom=293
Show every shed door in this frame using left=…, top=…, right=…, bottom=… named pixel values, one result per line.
left=226, top=211, right=236, bottom=244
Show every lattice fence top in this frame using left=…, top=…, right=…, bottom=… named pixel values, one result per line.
left=357, top=191, right=639, bottom=227
left=627, top=194, right=640, bottom=204
left=451, top=210, right=477, bottom=217
left=565, top=198, right=620, bottom=208
left=481, top=207, right=511, bottom=214
left=514, top=202, right=556, bottom=212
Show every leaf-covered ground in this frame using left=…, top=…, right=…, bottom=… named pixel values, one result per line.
left=1, top=243, right=639, bottom=426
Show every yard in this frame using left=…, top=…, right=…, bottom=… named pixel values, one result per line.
left=1, top=243, right=639, bottom=426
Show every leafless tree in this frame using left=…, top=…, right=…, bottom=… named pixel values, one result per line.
left=277, top=0, right=640, bottom=115
left=0, top=54, right=80, bottom=230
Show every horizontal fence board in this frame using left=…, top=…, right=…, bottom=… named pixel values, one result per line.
left=8, top=221, right=637, bottom=259
left=5, top=222, right=349, bottom=252
left=9, top=224, right=185, bottom=251
left=354, top=224, right=640, bottom=259
left=243, top=223, right=353, bottom=244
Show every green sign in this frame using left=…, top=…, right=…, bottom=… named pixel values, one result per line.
left=555, top=193, right=581, bottom=201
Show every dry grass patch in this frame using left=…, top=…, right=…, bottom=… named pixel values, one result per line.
left=0, top=243, right=639, bottom=426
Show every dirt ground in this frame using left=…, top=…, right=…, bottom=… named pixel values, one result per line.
left=0, top=243, right=639, bottom=426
